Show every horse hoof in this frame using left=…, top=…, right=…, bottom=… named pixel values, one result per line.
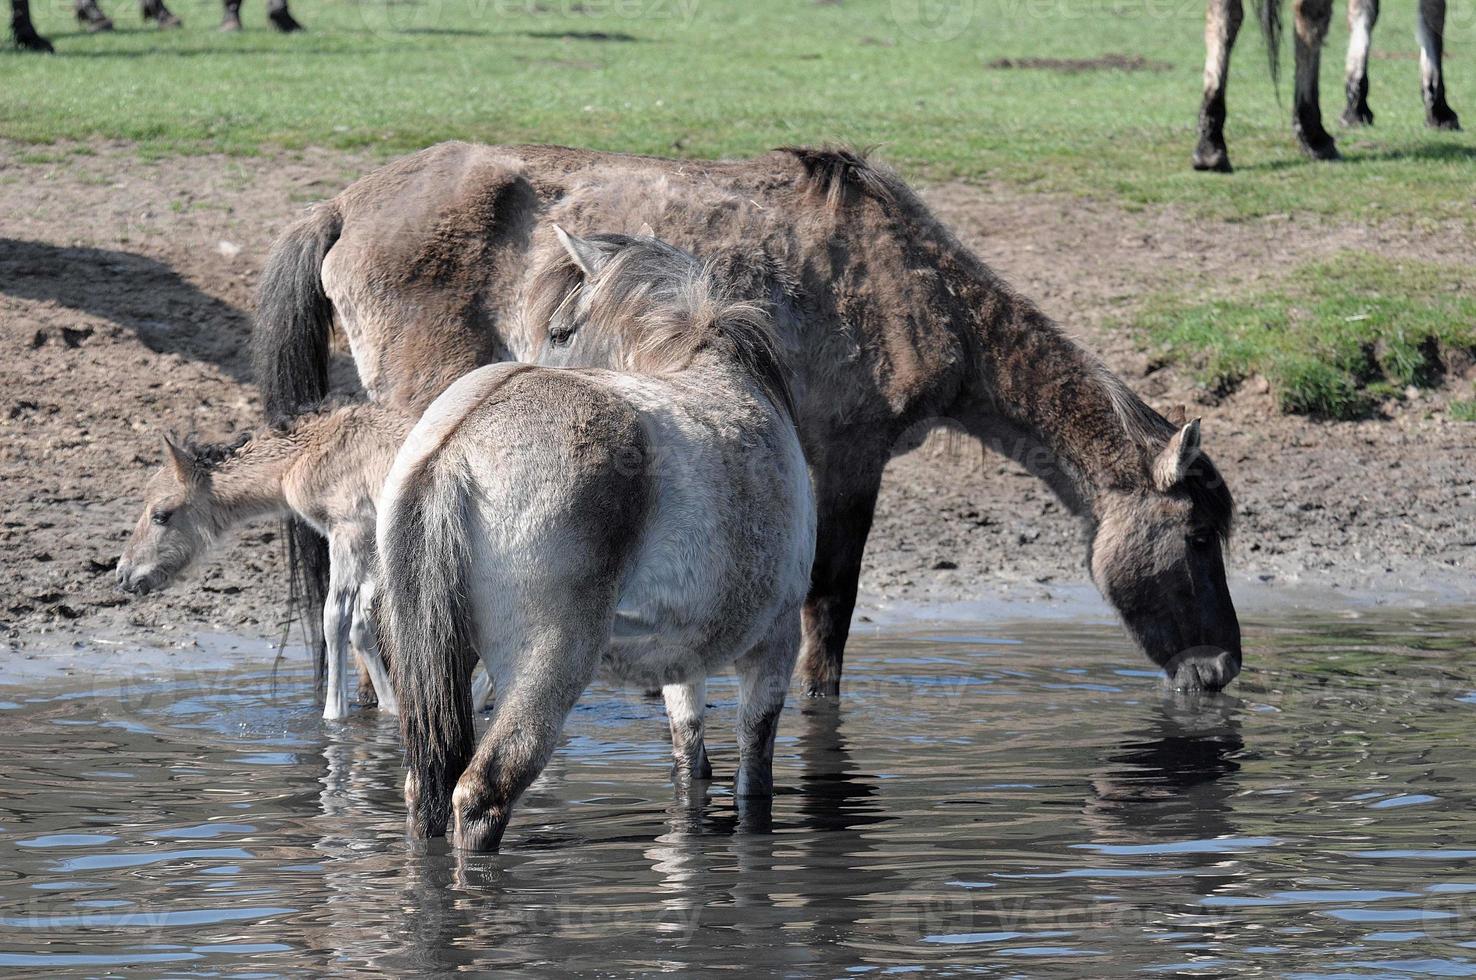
left=15, top=29, right=54, bottom=50
left=1164, top=648, right=1241, bottom=692
left=268, top=8, right=304, bottom=31
left=79, top=14, right=115, bottom=31
left=156, top=13, right=182, bottom=27
left=1191, top=143, right=1233, bottom=173
left=1297, top=132, right=1341, bottom=161
left=1427, top=107, right=1462, bottom=131
left=1340, top=103, right=1374, bottom=128
left=219, top=15, right=242, bottom=29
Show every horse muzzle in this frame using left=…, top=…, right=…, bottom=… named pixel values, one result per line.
left=116, top=565, right=165, bottom=596
left=1163, top=646, right=1242, bottom=692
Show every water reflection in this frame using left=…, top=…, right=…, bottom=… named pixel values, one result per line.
left=2, top=613, right=1476, bottom=974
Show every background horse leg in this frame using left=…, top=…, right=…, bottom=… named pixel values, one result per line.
left=139, top=0, right=180, bottom=27
left=11, top=0, right=53, bottom=49
left=735, top=606, right=801, bottom=801
left=73, top=0, right=113, bottom=33
left=1341, top=0, right=1379, bottom=125
left=220, top=0, right=240, bottom=28
left=1292, top=0, right=1340, bottom=158
left=1194, top=0, right=1244, bottom=171
left=662, top=678, right=712, bottom=783
left=1418, top=0, right=1461, bottom=129
left=266, top=0, right=304, bottom=32
left=797, top=465, right=884, bottom=698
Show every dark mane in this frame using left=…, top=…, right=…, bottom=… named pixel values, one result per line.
left=526, top=233, right=798, bottom=423
left=778, top=145, right=896, bottom=208
left=175, top=431, right=253, bottom=467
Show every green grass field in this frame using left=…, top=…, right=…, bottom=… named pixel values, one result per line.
left=5, top=0, right=1474, bottom=417
left=5, top=0, right=1474, bottom=219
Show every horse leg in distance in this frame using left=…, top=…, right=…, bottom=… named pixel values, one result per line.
left=11, top=0, right=55, bottom=50
left=1194, top=0, right=1245, bottom=171
left=266, top=0, right=303, bottom=31
left=1419, top=0, right=1461, bottom=129
left=139, top=0, right=181, bottom=28
left=73, top=0, right=112, bottom=32
left=1341, top=0, right=1378, bottom=125
left=1292, top=0, right=1341, bottom=158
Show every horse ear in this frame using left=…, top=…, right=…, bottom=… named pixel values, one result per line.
left=1152, top=418, right=1202, bottom=490
left=162, top=434, right=198, bottom=485
left=552, top=224, right=607, bottom=278
left=638, top=222, right=656, bottom=238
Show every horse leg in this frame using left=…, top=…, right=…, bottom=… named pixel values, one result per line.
left=220, top=0, right=240, bottom=29
left=266, top=0, right=304, bottom=32
left=350, top=578, right=398, bottom=715
left=451, top=633, right=600, bottom=852
left=73, top=0, right=113, bottom=33
left=1292, top=0, right=1340, bottom=158
left=322, top=585, right=354, bottom=722
left=11, top=0, right=54, bottom=50
left=797, top=465, right=884, bottom=698
left=663, top=678, right=712, bottom=784
left=1341, top=0, right=1379, bottom=125
left=735, top=605, right=801, bottom=800
left=139, top=0, right=181, bottom=27
left=1419, top=0, right=1461, bottom=129
left=1194, top=0, right=1244, bottom=171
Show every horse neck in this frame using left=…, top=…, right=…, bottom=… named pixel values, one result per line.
left=279, top=407, right=408, bottom=524
left=207, top=437, right=299, bottom=524
left=952, top=280, right=1153, bottom=520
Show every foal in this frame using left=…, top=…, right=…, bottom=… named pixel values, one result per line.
left=379, top=229, right=815, bottom=852
left=116, top=404, right=409, bottom=720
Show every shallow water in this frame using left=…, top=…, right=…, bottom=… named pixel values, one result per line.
left=2, top=612, right=1476, bottom=976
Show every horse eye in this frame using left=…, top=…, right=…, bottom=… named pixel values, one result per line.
left=1188, top=531, right=1214, bottom=550
left=550, top=326, right=576, bottom=346
left=151, top=510, right=173, bottom=526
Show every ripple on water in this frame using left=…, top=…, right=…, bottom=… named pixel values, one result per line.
left=0, top=614, right=1473, bottom=973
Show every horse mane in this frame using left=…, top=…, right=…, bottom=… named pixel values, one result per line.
left=176, top=395, right=366, bottom=469
left=779, top=145, right=896, bottom=209
left=526, top=233, right=798, bottom=422
left=1100, top=367, right=1235, bottom=541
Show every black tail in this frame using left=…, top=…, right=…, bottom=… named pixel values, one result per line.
left=252, top=203, right=341, bottom=694
left=1258, top=0, right=1283, bottom=93
left=381, top=459, right=478, bottom=838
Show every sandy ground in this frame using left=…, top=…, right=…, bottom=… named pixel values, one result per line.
left=1, top=141, right=1472, bottom=668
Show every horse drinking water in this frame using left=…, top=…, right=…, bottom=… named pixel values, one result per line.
left=378, top=229, right=814, bottom=852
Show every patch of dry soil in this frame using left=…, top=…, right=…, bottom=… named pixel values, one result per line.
left=0, top=142, right=1471, bottom=659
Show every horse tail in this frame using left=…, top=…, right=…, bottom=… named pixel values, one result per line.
left=1258, top=0, right=1283, bottom=92
left=252, top=202, right=341, bottom=694
left=379, top=447, right=478, bottom=838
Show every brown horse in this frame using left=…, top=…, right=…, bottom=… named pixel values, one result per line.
left=9, top=0, right=300, bottom=51
left=1194, top=0, right=1460, bottom=171
left=253, top=142, right=1242, bottom=696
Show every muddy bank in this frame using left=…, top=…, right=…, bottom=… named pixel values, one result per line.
left=1, top=141, right=1472, bottom=661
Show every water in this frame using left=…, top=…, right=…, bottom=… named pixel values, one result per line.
left=2, top=612, right=1475, bottom=976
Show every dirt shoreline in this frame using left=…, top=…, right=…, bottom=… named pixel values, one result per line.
left=2, top=141, right=1472, bottom=668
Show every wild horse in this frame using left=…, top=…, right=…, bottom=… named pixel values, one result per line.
left=253, top=142, right=1242, bottom=697
left=378, top=229, right=814, bottom=850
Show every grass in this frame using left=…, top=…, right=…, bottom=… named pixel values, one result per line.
left=1452, top=400, right=1476, bottom=422
left=2, top=0, right=1474, bottom=221
left=1136, top=253, right=1476, bottom=418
